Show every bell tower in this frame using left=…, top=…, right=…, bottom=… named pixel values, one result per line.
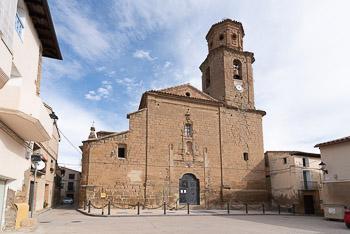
left=200, top=19, right=255, bottom=109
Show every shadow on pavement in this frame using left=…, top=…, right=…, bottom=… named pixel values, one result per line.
left=53, top=204, right=77, bottom=210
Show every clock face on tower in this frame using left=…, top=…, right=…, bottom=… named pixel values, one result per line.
left=235, top=84, right=243, bottom=92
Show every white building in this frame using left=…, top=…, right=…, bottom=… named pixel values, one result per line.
left=315, top=136, right=350, bottom=220
left=0, top=0, right=61, bottom=230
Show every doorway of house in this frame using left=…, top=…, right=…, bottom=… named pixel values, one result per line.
left=179, top=173, right=199, bottom=205
left=304, top=195, right=315, bottom=214
left=28, top=181, right=34, bottom=211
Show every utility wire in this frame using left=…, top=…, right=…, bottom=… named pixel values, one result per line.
left=58, top=128, right=82, bottom=154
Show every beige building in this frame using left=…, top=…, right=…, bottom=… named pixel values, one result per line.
left=29, top=104, right=60, bottom=212
left=57, top=167, right=80, bottom=206
left=0, top=0, right=61, bottom=230
left=265, top=151, right=322, bottom=214
left=315, top=136, right=350, bottom=219
left=80, top=19, right=268, bottom=208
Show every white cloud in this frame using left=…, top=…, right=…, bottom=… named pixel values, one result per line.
left=96, top=66, right=106, bottom=72
left=43, top=58, right=84, bottom=80
left=105, top=70, right=116, bottom=77
left=53, top=0, right=113, bottom=60
left=133, top=49, right=156, bottom=61
left=85, top=81, right=113, bottom=101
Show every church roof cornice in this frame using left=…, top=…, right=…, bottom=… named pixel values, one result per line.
left=138, top=85, right=266, bottom=116
left=145, top=90, right=221, bottom=107
left=82, top=130, right=129, bottom=143
left=206, top=19, right=245, bottom=40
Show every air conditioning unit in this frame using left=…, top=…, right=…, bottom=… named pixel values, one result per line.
left=324, top=204, right=345, bottom=220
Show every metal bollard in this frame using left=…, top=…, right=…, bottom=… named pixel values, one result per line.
left=108, top=201, right=111, bottom=215
left=102, top=207, right=104, bottom=215
left=262, top=203, right=265, bottom=214
left=227, top=203, right=230, bottom=214
left=187, top=203, right=190, bottom=215
left=278, top=205, right=281, bottom=214
left=137, top=202, right=140, bottom=215
left=88, top=200, right=91, bottom=213
left=245, top=203, right=248, bottom=214
left=83, top=200, right=86, bottom=211
left=164, top=202, right=166, bottom=215
left=292, top=204, right=296, bottom=215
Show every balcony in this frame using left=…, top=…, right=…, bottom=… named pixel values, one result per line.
left=300, top=181, right=320, bottom=190
left=0, top=81, right=52, bottom=142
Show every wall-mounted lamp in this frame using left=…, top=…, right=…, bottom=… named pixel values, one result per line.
left=319, top=161, right=328, bottom=174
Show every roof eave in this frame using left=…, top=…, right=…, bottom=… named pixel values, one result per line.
left=25, top=0, right=62, bottom=60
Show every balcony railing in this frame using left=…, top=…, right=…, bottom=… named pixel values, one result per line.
left=300, top=181, right=319, bottom=190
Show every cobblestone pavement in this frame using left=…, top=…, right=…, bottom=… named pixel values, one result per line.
left=9, top=207, right=349, bottom=234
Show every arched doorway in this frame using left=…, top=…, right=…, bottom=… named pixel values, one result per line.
left=179, top=173, right=199, bottom=205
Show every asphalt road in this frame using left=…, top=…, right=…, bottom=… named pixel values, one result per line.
left=12, top=207, right=350, bottom=234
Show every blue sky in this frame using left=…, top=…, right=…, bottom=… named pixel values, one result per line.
left=41, top=0, right=350, bottom=171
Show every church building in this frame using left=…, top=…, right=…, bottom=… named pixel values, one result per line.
left=79, top=19, right=268, bottom=208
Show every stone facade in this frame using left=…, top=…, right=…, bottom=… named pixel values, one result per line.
left=80, top=19, right=268, bottom=208
left=265, top=151, right=322, bottom=214
left=57, top=167, right=81, bottom=206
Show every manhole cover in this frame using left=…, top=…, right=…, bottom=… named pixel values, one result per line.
left=71, top=220, right=82, bottom=223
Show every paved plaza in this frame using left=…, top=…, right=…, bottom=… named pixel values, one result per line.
left=9, top=207, right=349, bottom=234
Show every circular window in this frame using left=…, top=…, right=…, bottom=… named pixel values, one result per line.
left=209, top=41, right=213, bottom=48
left=219, top=34, right=224, bottom=40
left=185, top=92, right=191, bottom=97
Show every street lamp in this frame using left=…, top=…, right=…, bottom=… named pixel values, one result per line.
left=30, top=153, right=43, bottom=218
left=319, top=161, right=328, bottom=174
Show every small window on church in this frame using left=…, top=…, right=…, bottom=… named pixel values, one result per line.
left=233, top=59, right=242, bottom=80
left=205, top=67, right=210, bottom=88
left=184, top=123, right=193, bottom=137
left=243, top=152, right=249, bottom=161
left=118, top=144, right=126, bottom=158
left=209, top=41, right=213, bottom=49
left=219, top=34, right=224, bottom=41
left=185, top=92, right=191, bottom=97
left=283, top=157, right=287, bottom=164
